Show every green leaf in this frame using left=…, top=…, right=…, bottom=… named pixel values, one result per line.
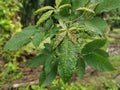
left=39, top=63, right=58, bottom=87
left=77, top=58, right=85, bottom=79
left=4, top=26, right=36, bottom=51
left=91, top=0, right=103, bottom=3
left=32, top=28, right=45, bottom=47
left=26, top=54, right=48, bottom=68
left=27, top=44, right=53, bottom=68
left=37, top=10, right=53, bottom=26
left=39, top=70, right=46, bottom=86
left=95, top=0, right=120, bottom=13
left=72, top=0, right=90, bottom=9
left=44, top=19, right=53, bottom=30
left=59, top=37, right=77, bottom=83
left=34, top=6, right=54, bottom=15
left=85, top=17, right=108, bottom=35
left=42, top=63, right=58, bottom=87
left=43, top=43, right=53, bottom=53
left=55, top=0, right=62, bottom=7
left=61, top=0, right=71, bottom=4
left=45, top=57, right=57, bottom=74
left=83, top=53, right=116, bottom=71
left=71, top=0, right=81, bottom=10
left=95, top=49, right=109, bottom=58
left=82, top=39, right=106, bottom=54
left=59, top=0, right=71, bottom=16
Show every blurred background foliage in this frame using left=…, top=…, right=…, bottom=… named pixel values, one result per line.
left=0, top=0, right=120, bottom=89
left=0, top=0, right=22, bottom=87
left=18, top=0, right=44, bottom=27
left=0, top=0, right=21, bottom=47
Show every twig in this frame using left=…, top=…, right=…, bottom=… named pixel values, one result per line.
left=12, top=80, right=39, bottom=88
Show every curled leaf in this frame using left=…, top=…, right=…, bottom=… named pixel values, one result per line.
left=53, top=31, right=66, bottom=49
left=59, top=4, right=71, bottom=9
left=34, top=6, right=54, bottom=15
left=69, top=27, right=77, bottom=31
left=68, top=31, right=77, bottom=43
left=55, top=0, right=62, bottom=7
left=76, top=7, right=95, bottom=14
left=37, top=10, right=53, bottom=26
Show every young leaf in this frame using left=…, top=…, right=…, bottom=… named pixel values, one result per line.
left=59, top=37, right=77, bottom=83
left=53, top=31, right=66, bottom=49
left=4, top=26, right=37, bottom=51
left=37, top=10, right=53, bottom=26
left=77, top=58, right=85, bottom=79
left=76, top=7, right=95, bottom=14
left=58, top=19, right=67, bottom=29
left=83, top=53, right=116, bottom=71
left=88, top=2, right=100, bottom=10
left=59, top=0, right=71, bottom=16
left=34, top=6, right=54, bottom=15
left=82, top=39, right=106, bottom=54
left=95, top=0, right=120, bottom=13
left=55, top=0, right=62, bottom=7
left=59, top=4, right=71, bottom=9
left=68, top=31, right=77, bottom=43
left=85, top=17, right=108, bottom=35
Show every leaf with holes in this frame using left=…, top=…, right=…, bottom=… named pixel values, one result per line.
left=59, top=37, right=77, bottom=83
